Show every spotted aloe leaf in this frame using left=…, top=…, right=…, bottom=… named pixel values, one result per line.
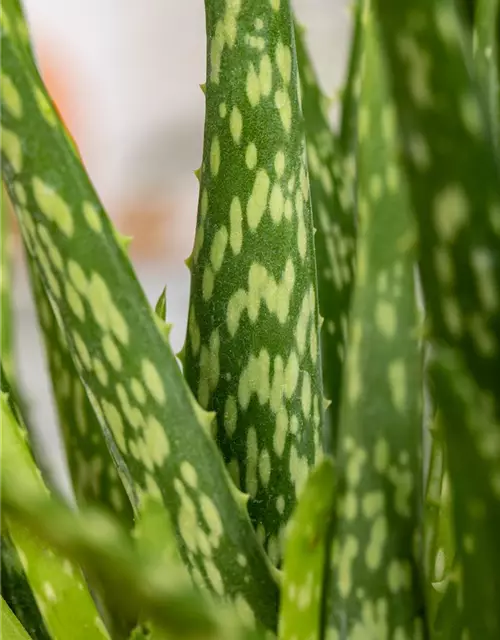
left=338, top=0, right=363, bottom=159
left=335, top=0, right=363, bottom=240
left=429, top=348, right=500, bottom=638
left=278, top=457, right=335, bottom=640
left=326, top=4, right=425, bottom=636
left=184, top=0, right=324, bottom=567
left=2, top=436, right=265, bottom=640
left=2, top=477, right=213, bottom=638
left=372, top=0, right=500, bottom=412
left=474, top=0, right=499, bottom=147
left=294, top=22, right=356, bottom=448
left=27, top=258, right=133, bottom=522
left=1, top=598, right=32, bottom=640
left=1, top=530, right=51, bottom=640
left=1, top=392, right=111, bottom=640
left=430, top=474, right=463, bottom=639
left=25, top=260, right=136, bottom=637
left=0, top=368, right=51, bottom=640
left=0, top=1, right=279, bottom=629
left=1, top=185, right=15, bottom=383
left=422, top=411, right=462, bottom=638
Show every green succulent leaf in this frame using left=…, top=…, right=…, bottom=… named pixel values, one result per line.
left=423, top=413, right=462, bottom=638
left=184, top=0, right=324, bottom=564
left=1, top=496, right=216, bottom=638
left=1, top=185, right=15, bottom=383
left=1, top=597, right=32, bottom=640
left=0, top=0, right=279, bottom=629
left=27, top=258, right=134, bottom=522
left=430, top=348, right=500, bottom=638
left=154, top=287, right=167, bottom=322
left=423, top=415, right=444, bottom=612
left=278, top=457, right=335, bottom=640
left=338, top=0, right=363, bottom=159
left=294, top=21, right=356, bottom=448
left=1, top=392, right=111, bottom=640
left=371, top=0, right=500, bottom=415
left=1, top=530, right=51, bottom=640
left=326, top=4, right=425, bottom=636
left=474, top=0, right=499, bottom=148
left=1, top=389, right=254, bottom=639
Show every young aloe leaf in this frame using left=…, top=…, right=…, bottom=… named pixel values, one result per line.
left=154, top=287, right=167, bottom=322
left=371, top=0, right=500, bottom=414
left=423, top=415, right=444, bottom=613
left=430, top=347, right=500, bottom=638
left=423, top=411, right=463, bottom=639
left=184, top=0, right=324, bottom=565
left=278, top=457, right=335, bottom=640
left=294, top=21, right=356, bottom=448
left=326, top=4, right=425, bottom=636
left=474, top=0, right=499, bottom=147
left=0, top=2, right=279, bottom=629
left=1, top=597, right=32, bottom=640
left=1, top=392, right=111, bottom=640
left=429, top=472, right=463, bottom=640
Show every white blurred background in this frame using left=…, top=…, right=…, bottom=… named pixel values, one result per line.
left=10, top=0, right=352, bottom=492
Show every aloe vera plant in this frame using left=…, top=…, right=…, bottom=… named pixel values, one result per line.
left=2, top=0, right=500, bottom=638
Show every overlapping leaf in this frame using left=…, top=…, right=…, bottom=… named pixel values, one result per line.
left=1, top=392, right=111, bottom=640
left=372, top=0, right=500, bottom=415
left=294, top=22, right=356, bottom=449
left=278, top=457, right=335, bottom=640
left=430, top=348, right=500, bottom=638
left=0, top=0, right=279, bottom=629
left=474, top=0, right=499, bottom=148
left=326, top=3, right=425, bottom=636
left=372, top=0, right=500, bottom=632
left=1, top=597, right=32, bottom=640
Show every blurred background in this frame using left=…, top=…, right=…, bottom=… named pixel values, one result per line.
left=8, top=0, right=352, bottom=493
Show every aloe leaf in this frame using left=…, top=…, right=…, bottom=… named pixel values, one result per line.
left=326, top=4, right=425, bottom=636
left=277, top=457, right=335, bottom=640
left=474, top=0, right=499, bottom=147
left=1, top=185, right=15, bottom=383
left=294, top=22, right=356, bottom=448
left=25, top=260, right=135, bottom=640
left=430, top=348, right=500, bottom=637
left=27, top=258, right=133, bottom=522
left=423, top=415, right=444, bottom=615
left=0, top=1, right=279, bottom=628
left=429, top=473, right=463, bottom=639
left=1, top=418, right=264, bottom=640
left=154, top=287, right=167, bottom=321
left=423, top=412, right=462, bottom=638
left=1, top=392, right=111, bottom=640
left=184, top=0, right=324, bottom=566
left=1, top=498, right=217, bottom=638
left=1, top=530, right=51, bottom=640
left=371, top=0, right=500, bottom=412
left=0, top=364, right=62, bottom=640
left=338, top=0, right=363, bottom=159
left=1, top=597, right=32, bottom=640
